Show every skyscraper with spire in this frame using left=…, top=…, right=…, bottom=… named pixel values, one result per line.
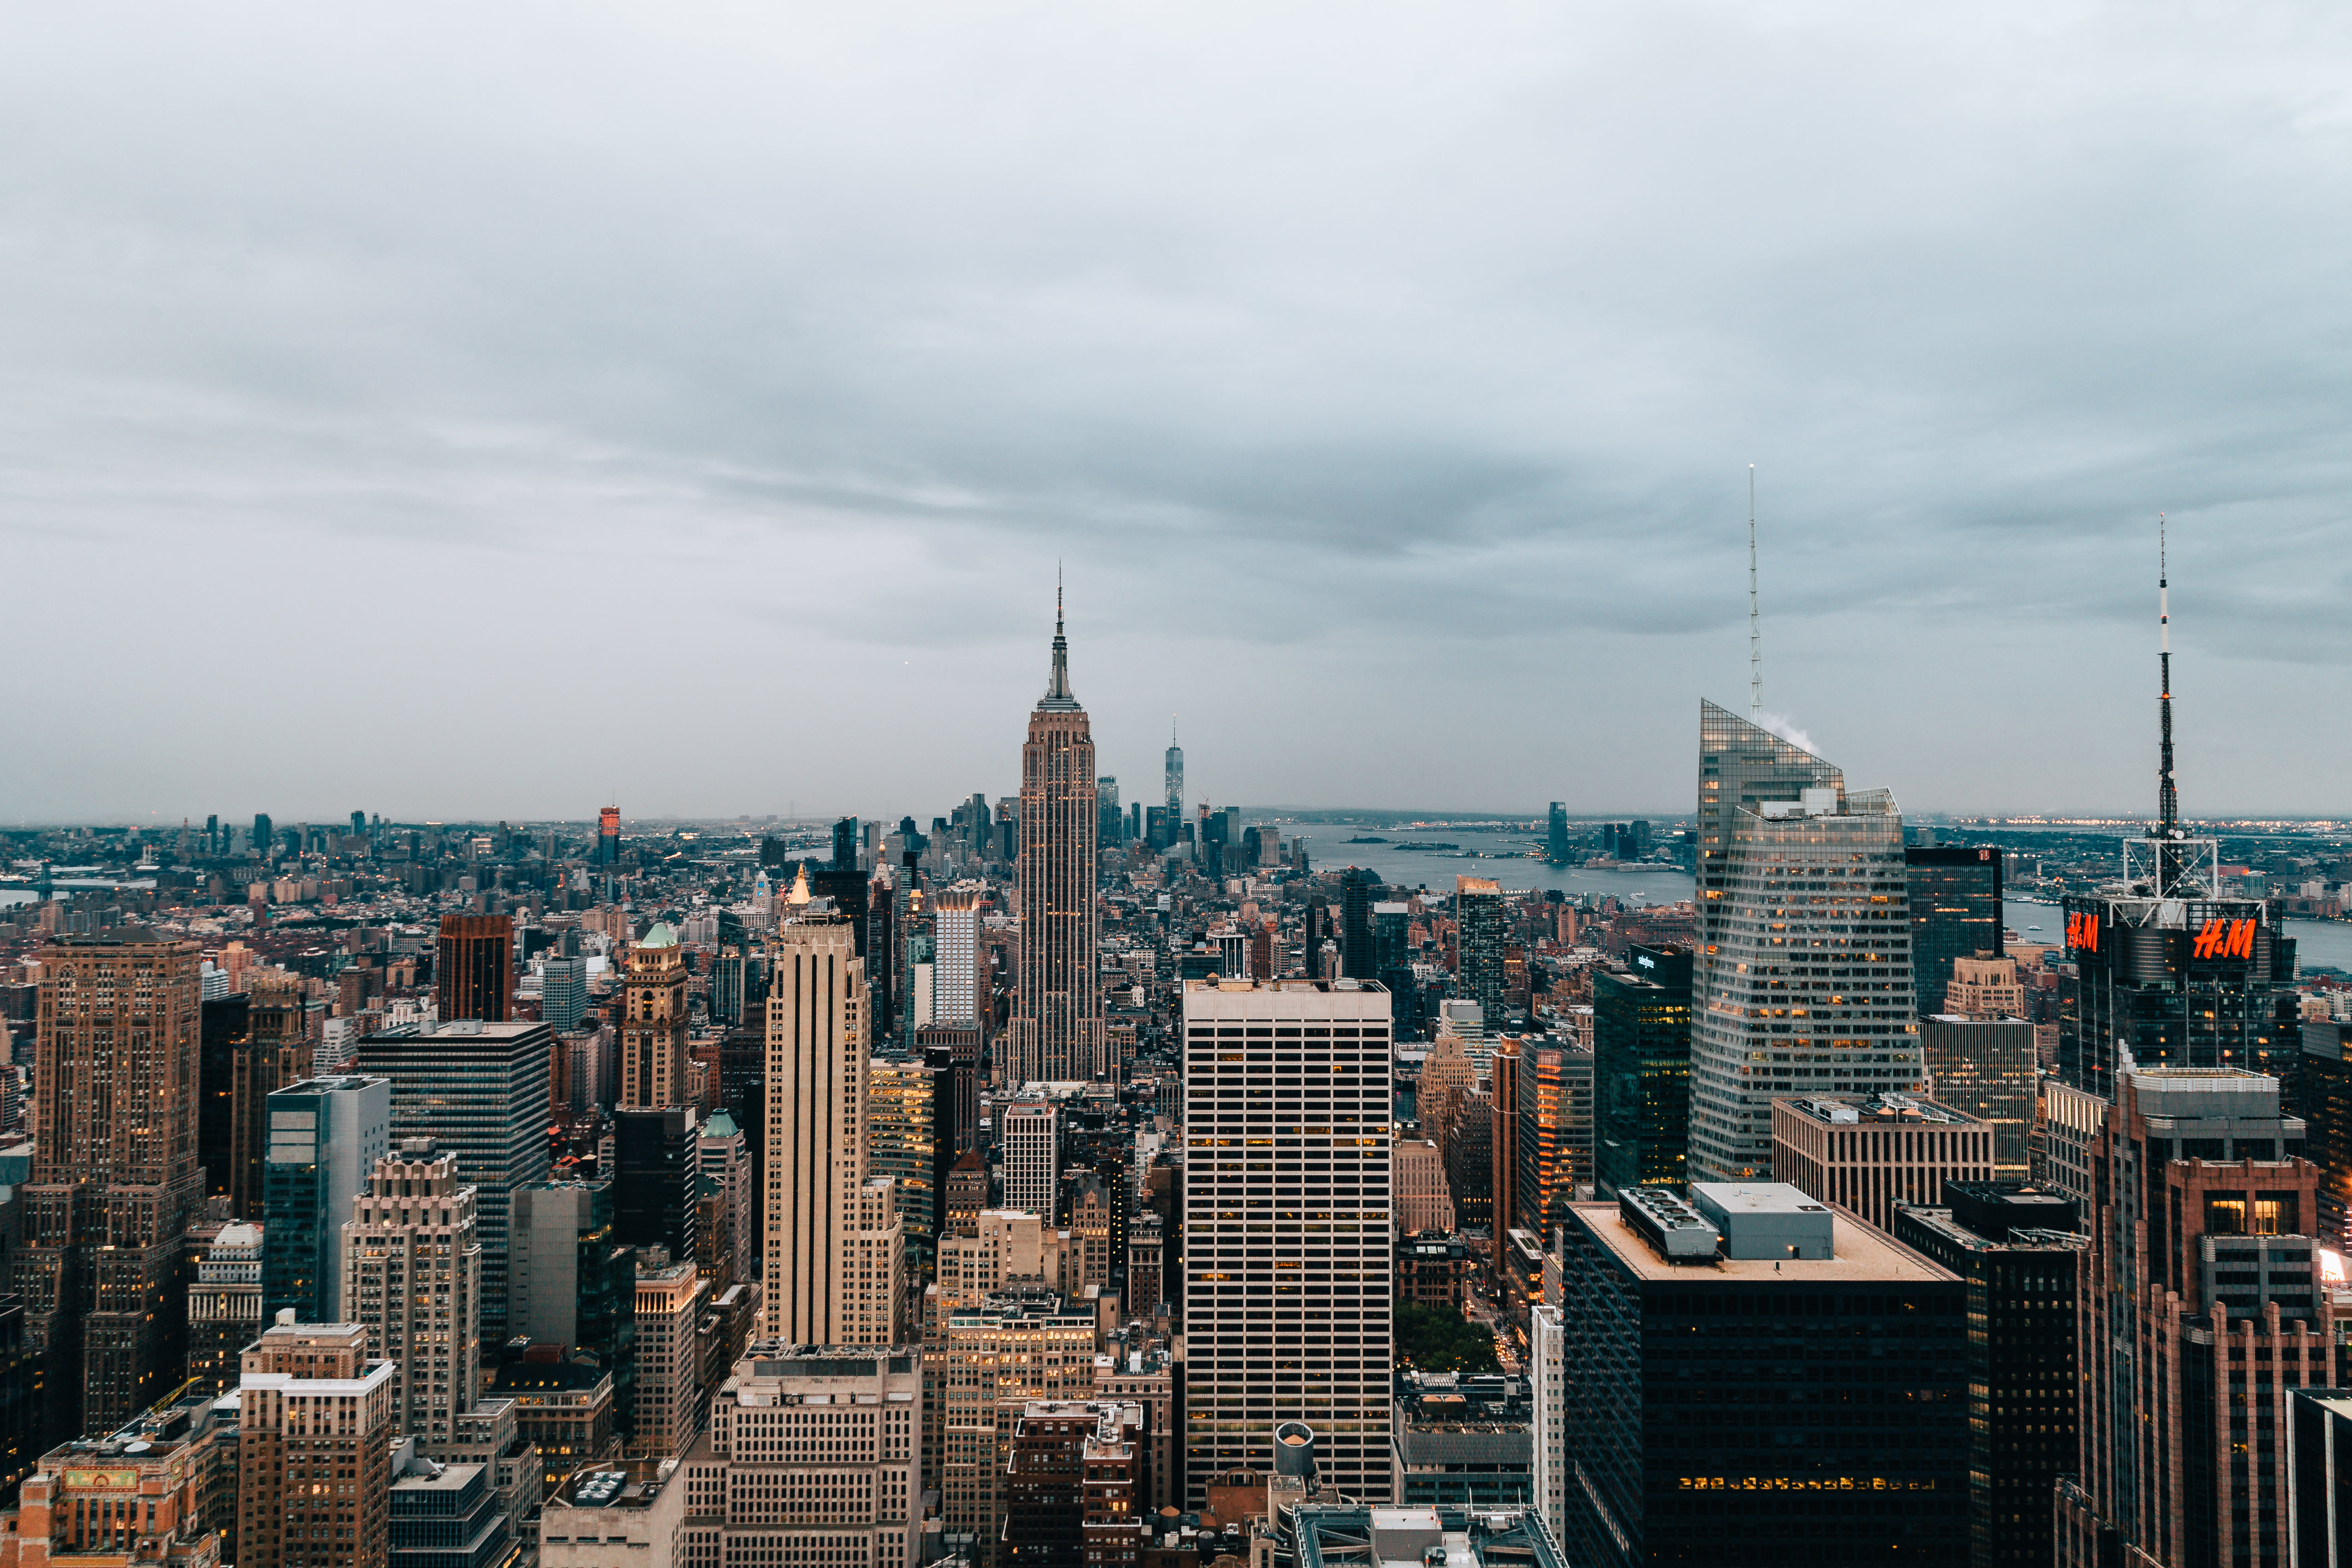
left=2056, top=520, right=2296, bottom=1099
left=1007, top=587, right=1106, bottom=1085
left=1164, top=718, right=1183, bottom=817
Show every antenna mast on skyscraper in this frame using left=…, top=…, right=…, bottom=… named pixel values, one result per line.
left=1748, top=465, right=1762, bottom=723
left=2155, top=514, right=2179, bottom=842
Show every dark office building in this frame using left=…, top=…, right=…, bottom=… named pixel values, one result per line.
left=1303, top=896, right=1333, bottom=977
left=197, top=994, right=250, bottom=1204
left=1455, top=879, right=1507, bottom=1025
left=2292, top=1389, right=2352, bottom=1566
left=0, top=1295, right=38, bottom=1507
left=1340, top=868, right=1377, bottom=981
left=1545, top=802, right=1570, bottom=865
left=1560, top=1185, right=1968, bottom=1568
left=1591, top=944, right=1692, bottom=1198
left=811, top=867, right=871, bottom=958
left=2303, top=1021, right=2352, bottom=1250
left=1892, top=1183, right=2084, bottom=1568
left=435, top=912, right=514, bottom=1023
left=355, top=1020, right=553, bottom=1343
left=1906, top=845, right=2004, bottom=1015
left=1372, top=901, right=1417, bottom=1040
left=612, top=1106, right=698, bottom=1266
left=833, top=815, right=860, bottom=869
left=2058, top=889, right=2295, bottom=1101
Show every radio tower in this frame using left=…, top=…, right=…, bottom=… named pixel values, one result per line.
left=1747, top=465, right=1762, bottom=723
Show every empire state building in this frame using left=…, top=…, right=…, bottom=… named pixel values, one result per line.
left=1007, top=591, right=1106, bottom=1085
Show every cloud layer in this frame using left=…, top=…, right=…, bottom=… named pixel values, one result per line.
left=2, top=3, right=2348, bottom=822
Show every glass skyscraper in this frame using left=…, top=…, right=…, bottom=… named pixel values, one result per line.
left=1690, top=702, right=1923, bottom=1180
left=1591, top=943, right=1692, bottom=1198
left=1454, top=876, right=1506, bottom=1025
left=1905, top=844, right=2004, bottom=1014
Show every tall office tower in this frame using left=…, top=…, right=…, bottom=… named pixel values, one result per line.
left=436, top=914, right=514, bottom=1023
left=620, top=923, right=689, bottom=1110
left=597, top=804, right=621, bottom=865
left=1919, top=1012, right=2036, bottom=1180
left=1528, top=1300, right=1567, bottom=1545
left=764, top=915, right=904, bottom=1345
left=1558, top=1185, right=1967, bottom=1566
left=1339, top=869, right=1377, bottom=981
left=926, top=1288, right=1101, bottom=1568
left=833, top=815, right=861, bottom=870
left=1002, top=1102, right=1060, bottom=1216
left=1769, top=1093, right=1995, bottom=1230
left=1489, top=1036, right=1521, bottom=1243
left=1454, top=878, right=1507, bottom=1025
left=2037, top=1080, right=2107, bottom=1211
left=355, top=1020, right=553, bottom=1345
left=614, top=1106, right=699, bottom=1264
left=511, top=1179, right=636, bottom=1379
left=2302, top=1019, right=2352, bottom=1249
left=1009, top=593, right=1106, bottom=1086
left=1164, top=721, right=1183, bottom=816
left=2057, top=1068, right=2325, bottom=1568
left=1591, top=944, right=1692, bottom=1198
left=932, top=892, right=982, bottom=1026
left=2059, top=555, right=2297, bottom=1100
left=869, top=1055, right=941, bottom=1275
left=254, top=812, right=273, bottom=855
left=542, top=935, right=589, bottom=1035
left=1098, top=776, right=1122, bottom=848
left=1689, top=706, right=1921, bottom=1181
left=262, top=1074, right=392, bottom=1324
left=230, top=972, right=316, bottom=1219
left=682, top=1346, right=921, bottom=1568
left=631, top=1253, right=709, bottom=1456
left=23, top=929, right=203, bottom=1443
left=1905, top=845, right=2004, bottom=1014
left=1181, top=978, right=1394, bottom=1504
left=696, top=1110, right=754, bottom=1292
left=1514, top=1042, right=1592, bottom=1240
left=1371, top=900, right=1416, bottom=1037
left=235, top=1318, right=397, bottom=1568
left=343, top=1139, right=482, bottom=1444
left=199, top=992, right=250, bottom=1205
left=2060, top=1067, right=2314, bottom=1568
left=1891, top=1182, right=2085, bottom=1568
left=1545, top=803, right=1570, bottom=865
left=187, top=1221, right=266, bottom=1395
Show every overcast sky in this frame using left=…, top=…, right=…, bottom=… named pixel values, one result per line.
left=4, top=4, right=2349, bottom=826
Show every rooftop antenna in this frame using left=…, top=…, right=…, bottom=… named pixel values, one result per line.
left=1747, top=465, right=1762, bottom=723
left=2155, top=514, right=2179, bottom=844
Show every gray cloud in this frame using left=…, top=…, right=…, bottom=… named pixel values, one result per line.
left=1, top=3, right=2349, bottom=822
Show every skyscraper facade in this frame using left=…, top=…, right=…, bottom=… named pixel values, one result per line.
left=1181, top=977, right=1394, bottom=1504
left=1164, top=723, right=1182, bottom=817
left=262, top=1074, right=392, bottom=1325
left=1001, top=1102, right=1060, bottom=1216
left=235, top=1318, right=397, bottom=1568
left=931, top=891, right=981, bottom=1026
left=23, top=929, right=204, bottom=1443
left=1513, top=1041, right=1591, bottom=1240
left=2057, top=1067, right=2322, bottom=1568
left=1545, top=803, right=1569, bottom=865
left=764, top=914, right=903, bottom=1345
left=343, top=1140, right=482, bottom=1445
left=620, top=923, right=689, bottom=1110
left=1454, top=877, right=1506, bottom=1025
left=1097, top=775, right=1121, bottom=848
left=354, top=1020, right=553, bottom=1345
left=1591, top=944, right=1692, bottom=1198
left=435, top=913, right=514, bottom=1024
left=1689, top=704, right=1923, bottom=1181
left=1340, top=869, right=1377, bottom=981
left=1905, top=844, right=2004, bottom=1014
left=1009, top=596, right=1105, bottom=1085
left=597, top=804, right=621, bottom=865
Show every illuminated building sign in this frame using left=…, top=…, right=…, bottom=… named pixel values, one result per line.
left=2193, top=918, right=2257, bottom=961
left=2066, top=912, right=2100, bottom=953
left=1677, top=1476, right=1940, bottom=1492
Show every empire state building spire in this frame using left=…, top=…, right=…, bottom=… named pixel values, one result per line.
left=1039, top=575, right=1079, bottom=711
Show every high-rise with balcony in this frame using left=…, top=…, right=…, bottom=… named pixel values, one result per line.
left=1689, top=703, right=1922, bottom=1181
left=1008, top=592, right=1105, bottom=1085
left=22, top=929, right=205, bottom=1444
left=1182, top=977, right=1394, bottom=1504
left=621, top=923, right=689, bottom=1110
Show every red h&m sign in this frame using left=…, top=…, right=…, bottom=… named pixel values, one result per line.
left=2066, top=912, right=2100, bottom=953
left=2193, top=918, right=2256, bottom=961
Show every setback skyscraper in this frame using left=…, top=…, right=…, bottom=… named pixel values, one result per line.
left=1689, top=703, right=1923, bottom=1181
left=1007, top=591, right=1105, bottom=1084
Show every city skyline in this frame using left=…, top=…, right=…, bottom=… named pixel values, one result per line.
left=3, top=9, right=2350, bottom=820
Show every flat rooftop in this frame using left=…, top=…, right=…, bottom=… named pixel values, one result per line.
left=1573, top=1201, right=1957, bottom=1285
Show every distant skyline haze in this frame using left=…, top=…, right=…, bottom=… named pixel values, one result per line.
left=0, top=5, right=2347, bottom=821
